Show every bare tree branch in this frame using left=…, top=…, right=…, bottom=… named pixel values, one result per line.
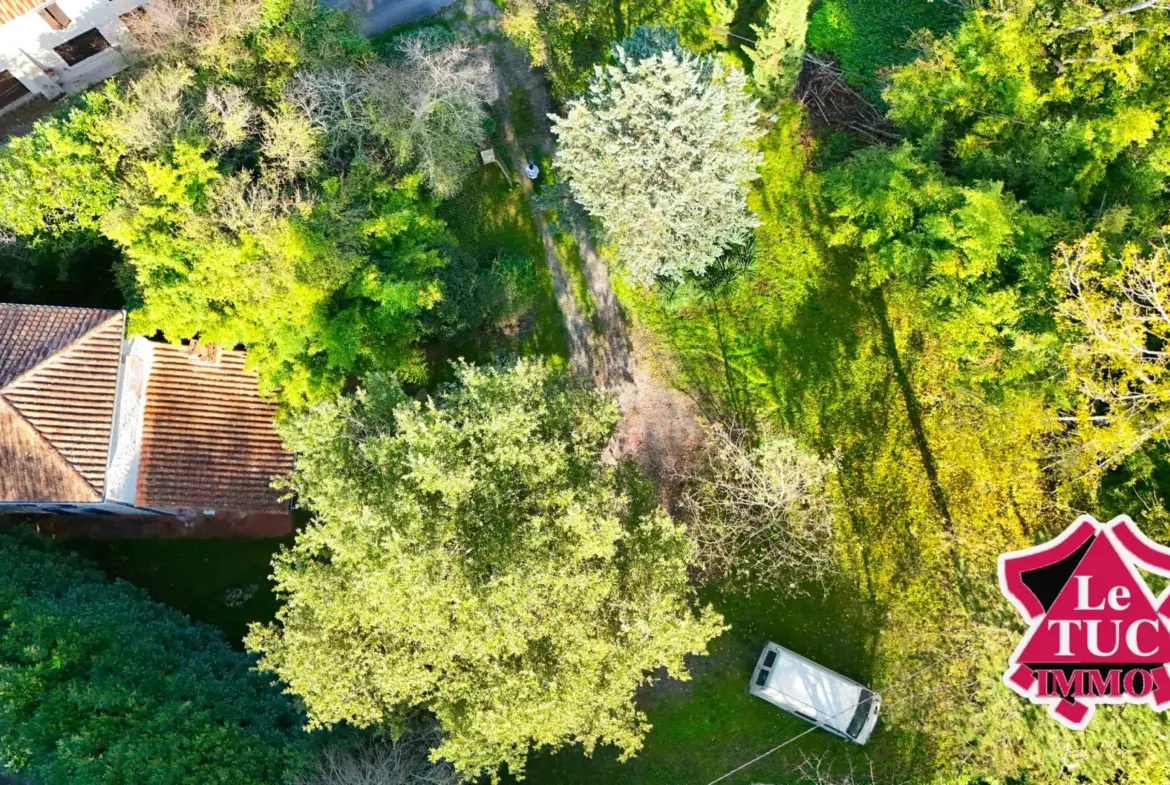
left=1060, top=0, right=1167, bottom=35
left=297, top=727, right=462, bottom=785
left=680, top=424, right=837, bottom=588
left=288, top=32, right=494, bottom=196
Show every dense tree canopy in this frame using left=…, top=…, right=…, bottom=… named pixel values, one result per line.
left=885, top=0, right=1170, bottom=224
left=4, top=0, right=1170, bottom=780
left=0, top=0, right=498, bottom=404
left=552, top=30, right=763, bottom=283
left=498, top=0, right=724, bottom=98
left=1054, top=234, right=1170, bottom=476
left=247, top=360, right=724, bottom=781
left=820, top=142, right=1055, bottom=389
left=0, top=531, right=306, bottom=785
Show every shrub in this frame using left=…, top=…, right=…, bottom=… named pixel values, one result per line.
left=0, top=531, right=306, bottom=785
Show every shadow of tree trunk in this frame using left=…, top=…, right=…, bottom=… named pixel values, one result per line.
left=868, top=287, right=973, bottom=605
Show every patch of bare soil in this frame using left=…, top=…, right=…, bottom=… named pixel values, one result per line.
left=602, top=317, right=705, bottom=511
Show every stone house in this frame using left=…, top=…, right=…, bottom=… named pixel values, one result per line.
left=0, top=0, right=146, bottom=115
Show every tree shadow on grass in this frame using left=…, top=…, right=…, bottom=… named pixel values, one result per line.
left=514, top=568, right=937, bottom=785
left=65, top=535, right=294, bottom=649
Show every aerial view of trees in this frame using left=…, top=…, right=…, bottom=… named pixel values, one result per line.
left=3, top=0, right=1170, bottom=781
left=0, top=0, right=507, bottom=404
left=247, top=360, right=723, bottom=780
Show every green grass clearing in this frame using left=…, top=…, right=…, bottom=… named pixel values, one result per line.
left=507, top=88, right=540, bottom=141
left=432, top=122, right=569, bottom=370
left=517, top=576, right=906, bottom=785
left=806, top=0, right=965, bottom=100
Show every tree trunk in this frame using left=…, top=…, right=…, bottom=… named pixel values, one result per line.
left=1061, top=0, right=1162, bottom=35
left=611, top=0, right=626, bottom=41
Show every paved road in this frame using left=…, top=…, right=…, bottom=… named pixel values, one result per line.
left=322, top=0, right=456, bottom=35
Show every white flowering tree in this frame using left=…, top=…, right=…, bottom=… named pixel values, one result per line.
left=551, top=37, right=763, bottom=283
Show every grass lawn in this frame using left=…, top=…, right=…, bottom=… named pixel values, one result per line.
left=806, top=0, right=965, bottom=99
left=519, top=577, right=902, bottom=785
left=430, top=90, right=569, bottom=372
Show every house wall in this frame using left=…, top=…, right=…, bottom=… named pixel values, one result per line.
left=0, top=507, right=295, bottom=538
left=0, top=0, right=145, bottom=111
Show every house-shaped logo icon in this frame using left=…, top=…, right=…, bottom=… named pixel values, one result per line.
left=999, top=515, right=1170, bottom=728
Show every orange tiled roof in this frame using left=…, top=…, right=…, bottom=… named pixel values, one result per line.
left=137, top=344, right=291, bottom=512
left=0, top=0, right=39, bottom=25
left=0, top=304, right=124, bottom=502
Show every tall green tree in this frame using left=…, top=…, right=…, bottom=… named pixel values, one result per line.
left=819, top=142, right=1055, bottom=390
left=247, top=360, right=724, bottom=781
left=884, top=0, right=1170, bottom=224
left=103, top=142, right=452, bottom=403
left=747, top=0, right=811, bottom=96
left=0, top=531, right=306, bottom=785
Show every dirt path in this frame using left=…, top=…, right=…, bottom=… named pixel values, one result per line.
left=453, top=1, right=705, bottom=504
left=491, top=68, right=592, bottom=377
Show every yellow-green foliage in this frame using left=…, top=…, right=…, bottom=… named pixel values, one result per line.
left=248, top=360, right=725, bottom=782
left=621, top=97, right=1170, bottom=779
left=885, top=0, right=1170, bottom=225
left=747, top=0, right=809, bottom=96
left=0, top=0, right=468, bottom=405
left=1053, top=234, right=1170, bottom=477
left=497, top=1, right=723, bottom=99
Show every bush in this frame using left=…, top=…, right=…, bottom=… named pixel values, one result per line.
left=0, top=531, right=307, bottom=785
left=683, top=425, right=837, bottom=587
